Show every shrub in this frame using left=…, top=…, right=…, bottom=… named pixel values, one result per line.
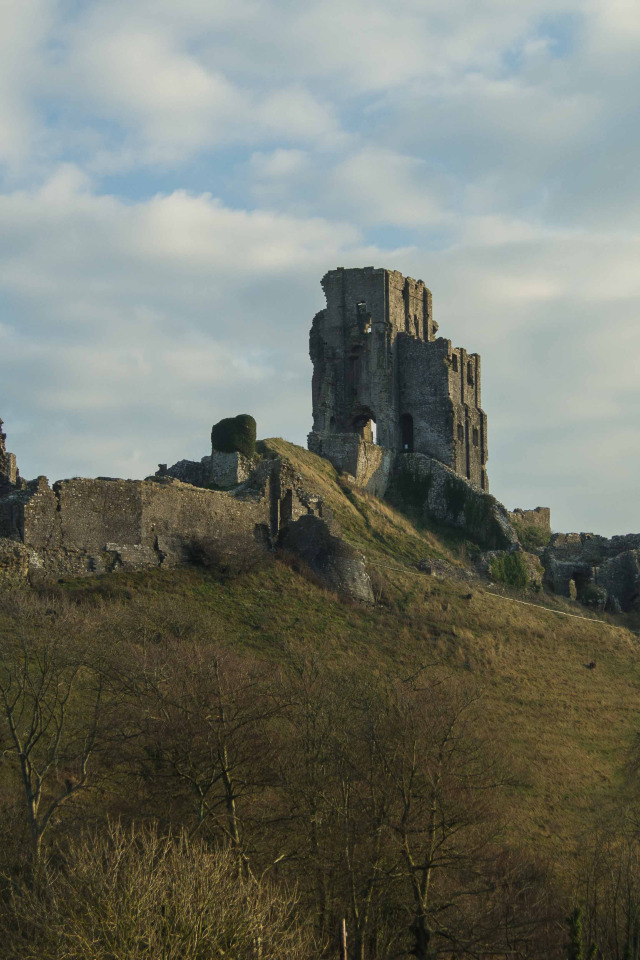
left=490, top=551, right=529, bottom=589
left=187, top=529, right=270, bottom=580
left=580, top=583, right=607, bottom=609
left=211, top=414, right=257, bottom=458
left=0, top=821, right=314, bottom=960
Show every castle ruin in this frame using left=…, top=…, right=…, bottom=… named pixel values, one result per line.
left=0, top=419, right=19, bottom=494
left=308, top=267, right=488, bottom=492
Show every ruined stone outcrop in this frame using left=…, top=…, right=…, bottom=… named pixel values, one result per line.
left=389, top=453, right=516, bottom=550
left=543, top=532, right=640, bottom=611
left=278, top=514, right=373, bottom=602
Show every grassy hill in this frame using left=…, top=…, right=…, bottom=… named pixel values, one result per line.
left=1, top=439, right=639, bottom=957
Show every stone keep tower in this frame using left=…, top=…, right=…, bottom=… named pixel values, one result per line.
left=308, top=266, right=489, bottom=491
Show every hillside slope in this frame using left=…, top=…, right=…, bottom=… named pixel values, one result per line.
left=1, top=439, right=640, bottom=958
left=8, top=441, right=638, bottom=852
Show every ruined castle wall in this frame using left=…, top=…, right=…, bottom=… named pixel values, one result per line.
left=385, top=269, right=433, bottom=340
left=396, top=334, right=487, bottom=489
left=0, top=492, right=25, bottom=539
left=398, top=335, right=454, bottom=466
left=2, top=459, right=320, bottom=581
left=508, top=507, right=551, bottom=532
left=391, top=453, right=516, bottom=549
left=449, top=349, right=487, bottom=489
left=353, top=442, right=394, bottom=497
left=312, top=268, right=435, bottom=454
left=53, top=479, right=144, bottom=552
left=317, top=267, right=396, bottom=447
left=21, top=479, right=63, bottom=549
left=4, top=453, right=17, bottom=485
left=140, top=480, right=270, bottom=562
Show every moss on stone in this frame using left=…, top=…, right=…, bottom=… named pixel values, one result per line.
left=443, top=476, right=467, bottom=517
left=444, top=476, right=510, bottom=550
left=211, top=415, right=257, bottom=459
left=391, top=464, right=433, bottom=510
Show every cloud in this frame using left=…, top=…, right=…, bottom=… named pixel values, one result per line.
left=0, top=0, right=54, bottom=171
left=330, top=147, right=453, bottom=227
left=1, top=0, right=640, bottom=535
left=0, top=169, right=394, bottom=482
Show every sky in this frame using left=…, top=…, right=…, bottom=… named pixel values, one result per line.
left=1, top=0, right=639, bottom=535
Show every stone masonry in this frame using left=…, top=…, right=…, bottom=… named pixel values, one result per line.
left=543, top=532, right=640, bottom=611
left=0, top=421, right=373, bottom=602
left=0, top=418, right=18, bottom=495
left=308, top=267, right=489, bottom=492
left=507, top=507, right=552, bottom=534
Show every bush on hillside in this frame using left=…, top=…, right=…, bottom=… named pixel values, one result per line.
left=490, top=550, right=529, bottom=589
left=211, top=415, right=257, bottom=458
left=0, top=821, right=314, bottom=960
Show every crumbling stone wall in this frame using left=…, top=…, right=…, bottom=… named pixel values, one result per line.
left=0, top=448, right=371, bottom=600
left=508, top=507, right=551, bottom=533
left=310, top=435, right=393, bottom=497
left=308, top=266, right=488, bottom=491
left=157, top=451, right=252, bottom=489
left=544, top=532, right=640, bottom=611
left=0, top=419, right=18, bottom=494
left=0, top=472, right=278, bottom=578
left=389, top=453, right=516, bottom=550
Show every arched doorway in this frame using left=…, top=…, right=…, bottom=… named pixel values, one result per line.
left=400, top=413, right=414, bottom=452
left=352, top=412, right=377, bottom=444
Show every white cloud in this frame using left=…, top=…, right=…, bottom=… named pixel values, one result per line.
left=0, top=170, right=395, bottom=481
left=330, top=147, right=452, bottom=227
left=0, top=0, right=53, bottom=170
left=1, top=0, right=640, bottom=534
left=250, top=148, right=308, bottom=179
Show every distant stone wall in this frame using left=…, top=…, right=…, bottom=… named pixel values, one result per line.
left=543, top=532, right=640, bottom=611
left=157, top=451, right=253, bottom=489
left=508, top=507, right=551, bottom=533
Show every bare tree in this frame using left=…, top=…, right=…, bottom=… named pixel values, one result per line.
left=133, top=643, right=285, bottom=871
left=378, top=678, right=510, bottom=959
left=0, top=636, right=103, bottom=860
